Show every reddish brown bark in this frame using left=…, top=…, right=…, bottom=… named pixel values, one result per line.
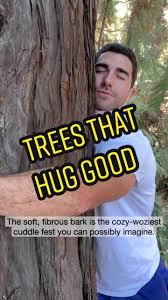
left=0, top=0, right=96, bottom=299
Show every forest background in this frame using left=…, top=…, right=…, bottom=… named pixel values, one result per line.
left=96, top=0, right=168, bottom=263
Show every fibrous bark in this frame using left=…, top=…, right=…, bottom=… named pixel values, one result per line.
left=0, top=0, right=96, bottom=299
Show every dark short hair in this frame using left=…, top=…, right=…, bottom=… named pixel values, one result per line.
left=96, top=43, right=137, bottom=87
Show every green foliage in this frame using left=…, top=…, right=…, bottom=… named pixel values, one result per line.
left=153, top=199, right=168, bottom=266
left=148, top=65, right=168, bottom=110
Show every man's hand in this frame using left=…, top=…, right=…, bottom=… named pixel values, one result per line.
left=0, top=170, right=136, bottom=217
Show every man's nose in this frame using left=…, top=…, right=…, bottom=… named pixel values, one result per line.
left=104, top=71, right=114, bottom=87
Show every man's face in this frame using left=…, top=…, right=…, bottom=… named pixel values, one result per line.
left=95, top=51, right=136, bottom=111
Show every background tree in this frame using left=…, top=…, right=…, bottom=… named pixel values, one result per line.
left=0, top=0, right=96, bottom=299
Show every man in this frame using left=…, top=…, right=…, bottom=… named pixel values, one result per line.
left=94, top=43, right=168, bottom=300
left=0, top=43, right=168, bottom=299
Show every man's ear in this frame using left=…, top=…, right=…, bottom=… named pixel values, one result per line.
left=130, top=86, right=137, bottom=98
left=127, top=86, right=137, bottom=102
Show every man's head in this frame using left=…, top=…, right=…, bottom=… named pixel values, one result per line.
left=95, top=43, right=137, bottom=111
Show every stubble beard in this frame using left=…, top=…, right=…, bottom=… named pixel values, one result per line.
left=95, top=93, right=123, bottom=112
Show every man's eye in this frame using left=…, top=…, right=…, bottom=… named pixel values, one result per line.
left=96, top=68, right=106, bottom=73
left=117, top=74, right=125, bottom=80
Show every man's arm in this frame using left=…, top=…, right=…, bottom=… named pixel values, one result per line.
left=0, top=170, right=136, bottom=216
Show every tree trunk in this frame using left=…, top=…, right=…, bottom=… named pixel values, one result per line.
left=0, top=0, right=96, bottom=299
left=97, top=0, right=110, bottom=50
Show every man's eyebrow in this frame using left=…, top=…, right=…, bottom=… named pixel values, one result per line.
left=116, top=67, right=129, bottom=77
left=95, top=63, right=108, bottom=69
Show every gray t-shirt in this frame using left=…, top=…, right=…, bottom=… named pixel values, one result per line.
left=94, top=129, right=160, bottom=297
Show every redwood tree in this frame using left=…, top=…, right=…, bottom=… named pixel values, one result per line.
left=0, top=0, right=96, bottom=299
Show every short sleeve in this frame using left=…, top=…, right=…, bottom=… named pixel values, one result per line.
left=94, top=131, right=156, bottom=185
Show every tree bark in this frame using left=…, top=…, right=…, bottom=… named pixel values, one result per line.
left=0, top=0, right=96, bottom=299
left=97, top=0, right=110, bottom=50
